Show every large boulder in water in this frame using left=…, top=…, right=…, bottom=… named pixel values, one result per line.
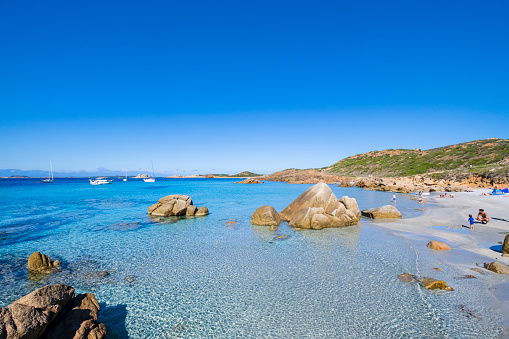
left=28, top=251, right=61, bottom=273
left=251, top=206, right=282, bottom=226
left=148, top=195, right=208, bottom=218
left=280, top=183, right=361, bottom=230
left=361, top=205, right=402, bottom=219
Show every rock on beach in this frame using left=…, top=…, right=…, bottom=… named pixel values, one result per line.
left=361, top=205, right=402, bottom=219
left=484, top=261, right=509, bottom=275
left=426, top=240, right=451, bottom=251
left=502, top=234, right=509, bottom=255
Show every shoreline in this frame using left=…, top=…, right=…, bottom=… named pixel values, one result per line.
left=368, top=189, right=509, bottom=333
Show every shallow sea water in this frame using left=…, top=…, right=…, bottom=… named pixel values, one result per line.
left=0, top=178, right=504, bottom=338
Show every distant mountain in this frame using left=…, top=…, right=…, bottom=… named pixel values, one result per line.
left=0, top=168, right=141, bottom=178
left=326, top=138, right=509, bottom=178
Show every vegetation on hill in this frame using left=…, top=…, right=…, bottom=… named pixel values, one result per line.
left=326, top=138, right=509, bottom=178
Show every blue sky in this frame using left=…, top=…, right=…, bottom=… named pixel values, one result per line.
left=1, top=1, right=508, bottom=175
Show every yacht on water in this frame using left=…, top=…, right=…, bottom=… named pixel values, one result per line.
left=89, top=178, right=113, bottom=185
left=123, top=170, right=128, bottom=182
left=144, top=162, right=156, bottom=182
left=42, top=162, right=53, bottom=183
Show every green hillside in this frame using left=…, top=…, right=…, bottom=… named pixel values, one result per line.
left=326, top=138, right=509, bottom=177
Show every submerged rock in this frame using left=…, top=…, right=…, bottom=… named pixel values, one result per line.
left=251, top=206, right=282, bottom=226
left=484, top=261, right=509, bottom=275
left=470, top=268, right=485, bottom=275
left=148, top=195, right=208, bottom=218
left=426, top=240, right=451, bottom=251
left=0, top=284, right=105, bottom=339
left=361, top=205, right=402, bottom=219
left=398, top=273, right=419, bottom=283
left=399, top=273, right=454, bottom=291
left=28, top=251, right=61, bottom=274
left=279, top=183, right=361, bottom=230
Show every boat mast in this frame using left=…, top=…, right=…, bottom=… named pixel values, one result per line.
left=151, top=161, right=155, bottom=178
left=50, top=161, right=53, bottom=180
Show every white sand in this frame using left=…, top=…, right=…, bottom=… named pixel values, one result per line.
left=373, top=189, right=509, bottom=262
left=369, top=189, right=509, bottom=333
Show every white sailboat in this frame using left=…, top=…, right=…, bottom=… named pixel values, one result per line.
left=144, top=162, right=156, bottom=182
left=123, top=170, right=128, bottom=182
left=42, top=161, right=53, bottom=183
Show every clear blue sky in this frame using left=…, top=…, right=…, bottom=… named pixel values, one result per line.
left=1, top=1, right=508, bottom=175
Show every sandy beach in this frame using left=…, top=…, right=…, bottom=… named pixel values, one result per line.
left=370, top=189, right=509, bottom=333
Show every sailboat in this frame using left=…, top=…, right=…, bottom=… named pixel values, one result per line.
left=143, top=162, right=156, bottom=182
left=42, top=161, right=54, bottom=183
left=123, top=170, right=128, bottom=182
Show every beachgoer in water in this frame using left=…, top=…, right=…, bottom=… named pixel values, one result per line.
left=476, top=209, right=489, bottom=224
left=418, top=192, right=423, bottom=203
left=392, top=193, right=396, bottom=201
left=468, top=214, right=474, bottom=229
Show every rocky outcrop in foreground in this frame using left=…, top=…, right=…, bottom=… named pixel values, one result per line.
left=235, top=178, right=264, bottom=184
left=251, top=206, right=281, bottom=226
left=279, top=183, right=361, bottom=230
left=28, top=252, right=61, bottom=273
left=361, top=205, right=402, bottom=219
left=398, top=273, right=454, bottom=291
left=0, top=284, right=105, bottom=339
left=148, top=195, right=208, bottom=217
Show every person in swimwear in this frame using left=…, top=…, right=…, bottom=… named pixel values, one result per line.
left=476, top=209, right=489, bottom=224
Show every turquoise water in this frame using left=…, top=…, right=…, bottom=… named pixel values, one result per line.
left=0, top=178, right=503, bottom=338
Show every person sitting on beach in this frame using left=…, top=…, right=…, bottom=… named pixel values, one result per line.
left=449, top=193, right=454, bottom=198
left=440, top=193, right=446, bottom=198
left=476, top=209, right=489, bottom=224
left=481, top=192, right=491, bottom=196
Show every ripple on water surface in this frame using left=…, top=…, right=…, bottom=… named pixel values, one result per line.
left=0, top=179, right=504, bottom=338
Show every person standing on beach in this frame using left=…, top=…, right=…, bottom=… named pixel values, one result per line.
left=468, top=214, right=474, bottom=229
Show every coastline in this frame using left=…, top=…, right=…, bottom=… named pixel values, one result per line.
left=368, top=189, right=509, bottom=333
